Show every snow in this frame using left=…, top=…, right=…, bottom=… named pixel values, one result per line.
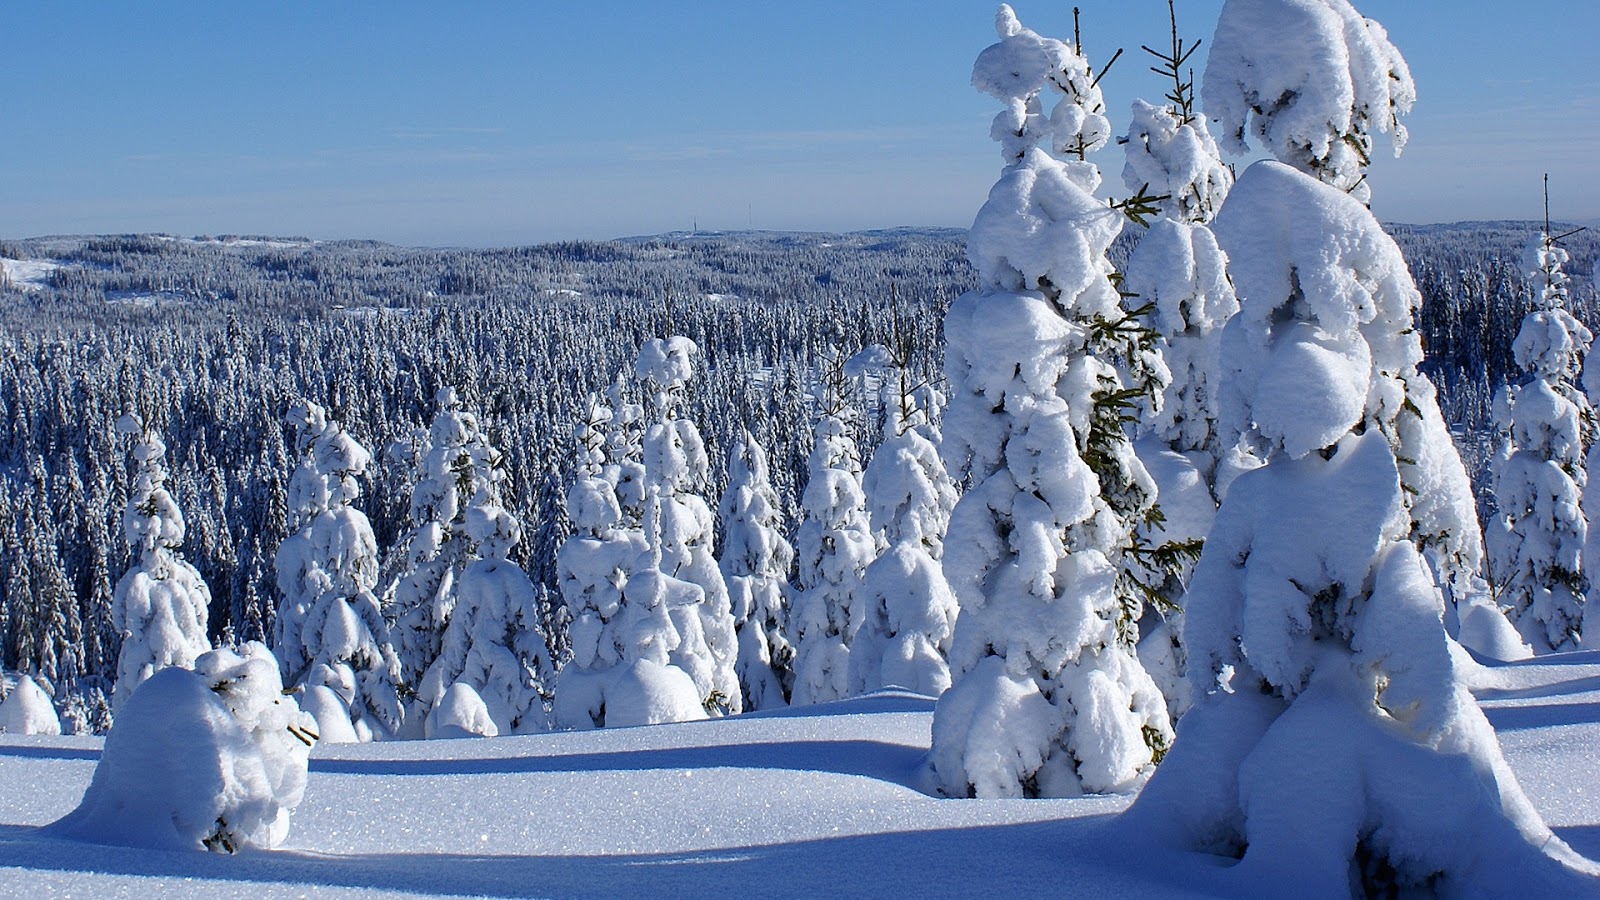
left=0, top=665, right=1596, bottom=895
left=0, top=257, right=64, bottom=291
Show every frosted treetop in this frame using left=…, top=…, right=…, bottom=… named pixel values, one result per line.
left=1204, top=0, right=1415, bottom=197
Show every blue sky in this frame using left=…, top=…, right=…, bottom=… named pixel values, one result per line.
left=3, top=1, right=1596, bottom=247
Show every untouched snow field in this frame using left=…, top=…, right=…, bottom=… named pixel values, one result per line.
left=2, top=656, right=1599, bottom=898
left=0, top=258, right=63, bottom=291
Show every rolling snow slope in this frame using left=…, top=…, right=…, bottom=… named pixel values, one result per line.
left=1, top=659, right=1598, bottom=898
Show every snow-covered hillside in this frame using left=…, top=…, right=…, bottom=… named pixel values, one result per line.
left=1, top=650, right=1597, bottom=897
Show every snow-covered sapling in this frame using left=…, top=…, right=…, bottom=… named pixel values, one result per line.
left=0, top=674, right=62, bottom=735
left=849, top=328, right=959, bottom=697
left=274, top=400, right=403, bottom=741
left=389, top=388, right=502, bottom=717
left=789, top=348, right=875, bottom=705
left=110, top=416, right=212, bottom=712
left=555, top=392, right=651, bottom=728
left=419, top=501, right=557, bottom=736
left=1492, top=188, right=1594, bottom=652
left=719, top=430, right=796, bottom=710
left=635, top=336, right=742, bottom=715
left=1120, top=0, right=1240, bottom=719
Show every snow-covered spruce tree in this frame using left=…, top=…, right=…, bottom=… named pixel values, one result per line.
left=273, top=401, right=403, bottom=741
left=1126, top=10, right=1590, bottom=881
left=789, top=348, right=875, bottom=706
left=1201, top=0, right=1484, bottom=608
left=1129, top=155, right=1595, bottom=898
left=555, top=369, right=715, bottom=730
left=1490, top=211, right=1594, bottom=652
left=848, top=331, right=959, bottom=697
left=418, top=499, right=557, bottom=736
left=1120, top=0, right=1239, bottom=718
left=604, top=373, right=648, bottom=529
left=389, top=387, right=500, bottom=718
left=110, top=416, right=211, bottom=712
left=635, top=337, right=741, bottom=715
left=718, top=429, right=796, bottom=710
left=928, top=6, right=1173, bottom=799
left=554, top=392, right=649, bottom=728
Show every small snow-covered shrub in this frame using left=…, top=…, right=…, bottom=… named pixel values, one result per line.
left=53, top=643, right=316, bottom=853
left=0, top=674, right=61, bottom=735
left=425, top=682, right=499, bottom=739
left=604, top=659, right=709, bottom=728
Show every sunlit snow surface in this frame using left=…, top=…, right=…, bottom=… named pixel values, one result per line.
left=2, top=671, right=1598, bottom=897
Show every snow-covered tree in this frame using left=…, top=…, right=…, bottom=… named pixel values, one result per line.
left=1202, top=0, right=1484, bottom=606
left=849, top=348, right=958, bottom=697
left=273, top=401, right=403, bottom=741
left=1130, top=15, right=1580, bottom=881
left=388, top=388, right=500, bottom=710
left=1121, top=1, right=1237, bottom=466
left=789, top=350, right=874, bottom=705
left=1131, top=152, right=1590, bottom=896
left=110, top=416, right=211, bottom=712
left=1120, top=1, right=1241, bottom=718
left=928, top=6, right=1173, bottom=799
left=555, top=393, right=649, bottom=728
left=554, top=379, right=709, bottom=730
left=1490, top=220, right=1593, bottom=652
left=635, top=336, right=741, bottom=714
left=718, top=430, right=795, bottom=710
left=419, top=500, right=557, bottom=736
